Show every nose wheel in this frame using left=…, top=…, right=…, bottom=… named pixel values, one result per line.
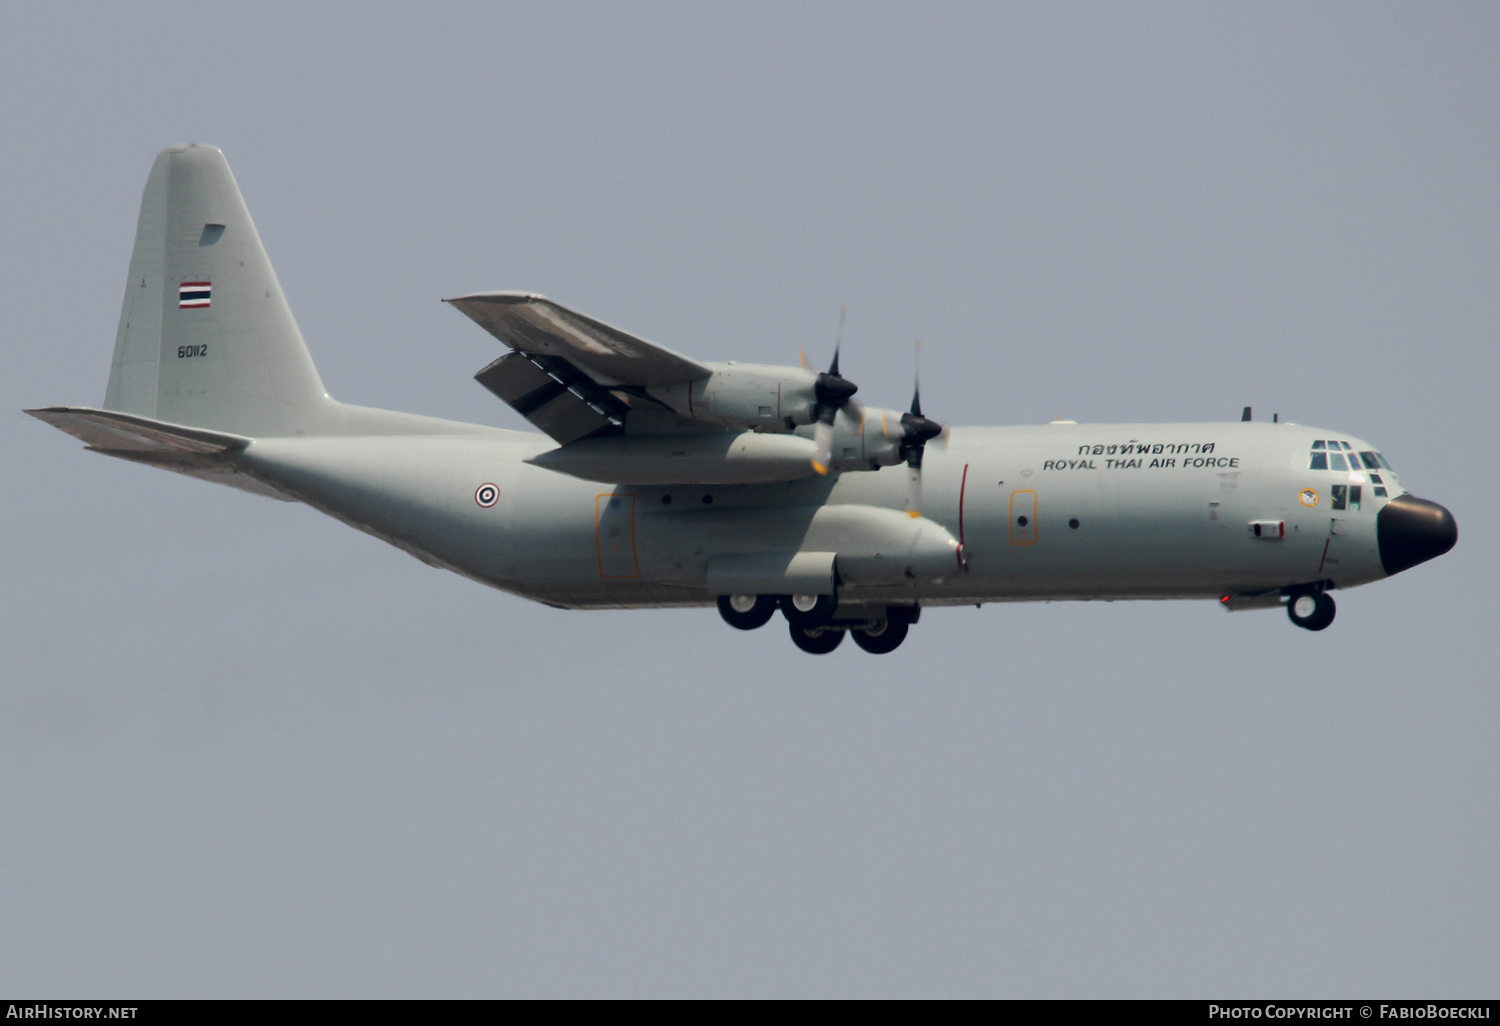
left=1287, top=590, right=1336, bottom=631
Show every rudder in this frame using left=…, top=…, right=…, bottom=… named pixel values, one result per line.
left=104, top=145, right=335, bottom=436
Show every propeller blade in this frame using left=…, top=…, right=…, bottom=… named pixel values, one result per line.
left=798, top=347, right=808, bottom=370
left=812, top=417, right=834, bottom=475
left=911, top=340, right=923, bottom=417
left=830, top=304, right=846, bottom=378
left=905, top=464, right=922, bottom=517
left=807, top=311, right=859, bottom=475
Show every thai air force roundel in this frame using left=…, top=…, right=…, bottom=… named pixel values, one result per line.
left=474, top=483, right=499, bottom=508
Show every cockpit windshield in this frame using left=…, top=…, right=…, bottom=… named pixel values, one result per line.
left=1310, top=441, right=1394, bottom=474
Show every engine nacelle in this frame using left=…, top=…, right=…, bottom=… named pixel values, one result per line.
left=792, top=406, right=907, bottom=472
left=647, top=362, right=820, bottom=430
left=644, top=362, right=915, bottom=477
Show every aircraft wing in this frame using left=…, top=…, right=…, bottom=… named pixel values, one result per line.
left=444, top=293, right=711, bottom=388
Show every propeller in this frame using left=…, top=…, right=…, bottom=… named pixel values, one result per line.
left=811, top=306, right=861, bottom=475
left=898, top=343, right=945, bottom=516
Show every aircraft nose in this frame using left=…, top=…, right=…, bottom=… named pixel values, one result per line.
left=1377, top=494, right=1457, bottom=576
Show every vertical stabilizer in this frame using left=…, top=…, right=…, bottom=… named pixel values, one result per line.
left=103, top=145, right=334, bottom=436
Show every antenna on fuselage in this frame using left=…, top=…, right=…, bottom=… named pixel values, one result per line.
left=1242, top=406, right=1252, bottom=422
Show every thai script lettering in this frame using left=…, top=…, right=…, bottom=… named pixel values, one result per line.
left=1077, top=441, right=1216, bottom=456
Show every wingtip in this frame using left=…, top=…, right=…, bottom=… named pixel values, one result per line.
left=443, top=291, right=547, bottom=306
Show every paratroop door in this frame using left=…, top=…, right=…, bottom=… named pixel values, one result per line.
left=1009, top=489, right=1038, bottom=546
left=595, top=493, right=639, bottom=578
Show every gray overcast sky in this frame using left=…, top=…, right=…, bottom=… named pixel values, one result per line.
left=2, top=1, right=1496, bottom=998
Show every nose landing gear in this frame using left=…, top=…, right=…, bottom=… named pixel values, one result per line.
left=1287, top=590, right=1336, bottom=631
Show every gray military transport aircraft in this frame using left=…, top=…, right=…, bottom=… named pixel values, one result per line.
left=29, top=146, right=1458, bottom=654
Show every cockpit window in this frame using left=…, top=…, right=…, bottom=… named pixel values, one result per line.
left=1311, top=442, right=1391, bottom=474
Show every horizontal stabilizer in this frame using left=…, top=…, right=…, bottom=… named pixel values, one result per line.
left=25, top=406, right=292, bottom=500
left=27, top=406, right=248, bottom=454
left=446, top=292, right=710, bottom=388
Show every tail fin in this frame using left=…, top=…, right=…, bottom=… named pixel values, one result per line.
left=103, top=145, right=335, bottom=436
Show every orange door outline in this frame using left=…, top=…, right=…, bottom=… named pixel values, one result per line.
left=1009, top=489, right=1038, bottom=546
left=595, top=493, right=640, bottom=578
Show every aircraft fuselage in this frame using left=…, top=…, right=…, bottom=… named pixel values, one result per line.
left=235, top=418, right=1410, bottom=611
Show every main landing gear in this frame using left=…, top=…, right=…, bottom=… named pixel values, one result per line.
left=1286, top=589, right=1336, bottom=631
left=717, top=593, right=919, bottom=655
left=716, top=594, right=779, bottom=630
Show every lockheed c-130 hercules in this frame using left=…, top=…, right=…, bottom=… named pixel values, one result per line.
left=28, top=146, right=1458, bottom=654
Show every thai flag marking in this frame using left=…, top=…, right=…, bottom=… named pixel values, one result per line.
left=179, top=282, right=211, bottom=309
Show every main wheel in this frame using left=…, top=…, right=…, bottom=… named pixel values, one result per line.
left=850, top=615, right=910, bottom=654
left=788, top=623, right=845, bottom=654
left=782, top=593, right=837, bottom=629
left=717, top=594, right=779, bottom=630
left=1287, top=590, right=1336, bottom=631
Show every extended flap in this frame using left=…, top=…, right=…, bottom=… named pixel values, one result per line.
left=474, top=350, right=627, bottom=445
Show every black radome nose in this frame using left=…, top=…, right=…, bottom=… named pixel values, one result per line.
left=1377, top=494, right=1457, bottom=576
